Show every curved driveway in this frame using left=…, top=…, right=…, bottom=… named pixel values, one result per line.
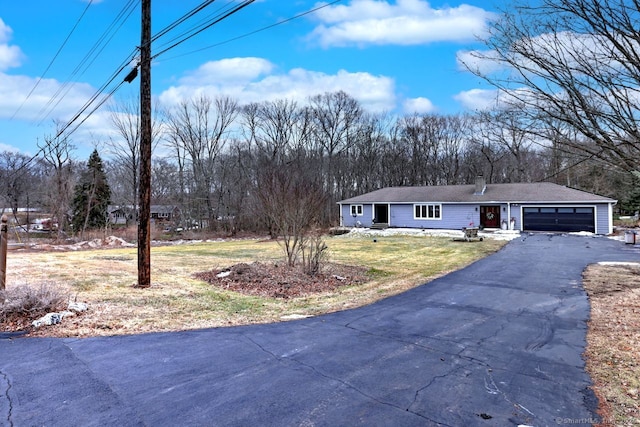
left=1, top=234, right=638, bottom=426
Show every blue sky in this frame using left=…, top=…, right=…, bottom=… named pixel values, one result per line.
left=0, top=0, right=499, bottom=158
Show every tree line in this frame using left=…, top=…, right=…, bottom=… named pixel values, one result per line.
left=5, top=0, right=640, bottom=236
left=1, top=89, right=638, bottom=238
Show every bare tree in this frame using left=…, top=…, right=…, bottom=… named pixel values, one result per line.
left=463, top=0, right=640, bottom=172
left=241, top=99, right=312, bottom=164
left=256, top=167, right=327, bottom=267
left=163, top=95, right=238, bottom=230
left=395, top=114, right=471, bottom=185
left=474, top=109, right=537, bottom=182
left=310, top=91, right=362, bottom=205
left=107, top=96, right=162, bottom=225
left=349, top=112, right=392, bottom=194
left=0, top=152, right=41, bottom=233
left=39, top=128, right=75, bottom=238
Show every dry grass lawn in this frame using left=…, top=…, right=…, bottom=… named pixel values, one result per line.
left=583, top=263, right=640, bottom=426
left=4, top=234, right=506, bottom=337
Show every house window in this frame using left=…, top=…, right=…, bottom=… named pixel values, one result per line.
left=414, top=204, right=441, bottom=220
left=350, top=204, right=363, bottom=216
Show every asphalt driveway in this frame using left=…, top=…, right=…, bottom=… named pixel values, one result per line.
left=1, top=234, right=638, bottom=426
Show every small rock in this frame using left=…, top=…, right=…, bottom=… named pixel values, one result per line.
left=32, top=312, right=63, bottom=328
left=68, top=301, right=88, bottom=312
left=217, top=271, right=232, bottom=278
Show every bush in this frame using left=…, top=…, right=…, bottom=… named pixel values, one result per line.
left=0, top=284, right=68, bottom=326
left=301, top=234, right=329, bottom=276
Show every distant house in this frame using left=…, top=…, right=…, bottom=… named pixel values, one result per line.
left=338, top=178, right=616, bottom=235
left=150, top=205, right=181, bottom=223
left=108, top=205, right=181, bottom=225
left=108, top=206, right=134, bottom=225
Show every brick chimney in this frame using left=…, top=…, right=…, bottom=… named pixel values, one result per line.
left=474, top=176, right=486, bottom=195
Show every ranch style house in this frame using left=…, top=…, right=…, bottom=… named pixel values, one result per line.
left=338, top=177, right=616, bottom=235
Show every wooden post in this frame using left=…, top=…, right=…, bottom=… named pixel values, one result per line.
left=0, top=215, right=7, bottom=291
left=137, top=0, right=152, bottom=288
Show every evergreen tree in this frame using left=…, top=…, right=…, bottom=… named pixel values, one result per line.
left=72, top=149, right=111, bottom=235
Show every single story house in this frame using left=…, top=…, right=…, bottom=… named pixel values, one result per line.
left=338, top=178, right=616, bottom=235
left=108, top=205, right=181, bottom=225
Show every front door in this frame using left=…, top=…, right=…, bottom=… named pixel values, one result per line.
left=480, top=205, right=500, bottom=228
left=374, top=204, right=389, bottom=224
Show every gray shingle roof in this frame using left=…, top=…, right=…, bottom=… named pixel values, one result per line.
left=338, top=182, right=616, bottom=204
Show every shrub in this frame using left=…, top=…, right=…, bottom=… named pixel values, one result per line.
left=0, top=284, right=68, bottom=325
left=301, top=234, right=329, bottom=276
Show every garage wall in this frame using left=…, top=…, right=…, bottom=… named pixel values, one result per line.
left=518, top=203, right=613, bottom=235
left=595, top=203, right=613, bottom=235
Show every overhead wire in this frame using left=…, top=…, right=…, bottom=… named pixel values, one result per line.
left=36, top=0, right=140, bottom=125
left=152, top=0, right=236, bottom=52
left=5, top=1, right=141, bottom=178
left=49, top=0, right=243, bottom=147
left=52, top=0, right=227, bottom=141
left=151, top=0, right=218, bottom=44
left=10, top=0, right=95, bottom=120
left=152, top=0, right=256, bottom=60
left=18, top=0, right=330, bottom=178
left=157, top=0, right=342, bottom=61
left=51, top=0, right=253, bottom=142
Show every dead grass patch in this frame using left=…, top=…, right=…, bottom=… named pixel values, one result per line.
left=3, top=235, right=506, bottom=337
left=0, top=284, right=68, bottom=331
left=583, top=263, right=640, bottom=426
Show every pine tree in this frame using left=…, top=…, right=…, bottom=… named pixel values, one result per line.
left=72, top=149, right=111, bottom=235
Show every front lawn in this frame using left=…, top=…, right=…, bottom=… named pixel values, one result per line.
left=4, top=233, right=506, bottom=337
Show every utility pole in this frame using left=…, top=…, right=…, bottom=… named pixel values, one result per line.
left=137, top=0, right=152, bottom=288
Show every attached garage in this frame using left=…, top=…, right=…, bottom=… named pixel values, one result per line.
left=338, top=181, right=616, bottom=235
left=523, top=207, right=595, bottom=233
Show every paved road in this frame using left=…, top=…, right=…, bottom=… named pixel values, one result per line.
left=1, top=234, right=638, bottom=426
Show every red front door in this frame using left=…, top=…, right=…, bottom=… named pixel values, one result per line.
left=481, top=206, right=500, bottom=228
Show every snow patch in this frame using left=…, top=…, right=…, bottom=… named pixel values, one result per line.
left=280, top=314, right=311, bottom=320
left=335, top=227, right=521, bottom=241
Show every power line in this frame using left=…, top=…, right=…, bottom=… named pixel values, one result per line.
left=151, top=0, right=217, bottom=44
left=36, top=0, right=140, bottom=125
left=29, top=0, right=256, bottom=171
left=152, top=0, right=256, bottom=60
left=157, top=0, right=342, bottom=62
left=11, top=0, right=95, bottom=120
left=50, top=0, right=228, bottom=141
left=6, top=1, right=238, bottom=180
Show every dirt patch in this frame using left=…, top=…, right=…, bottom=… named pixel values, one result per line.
left=583, top=263, right=640, bottom=426
left=194, top=262, right=369, bottom=299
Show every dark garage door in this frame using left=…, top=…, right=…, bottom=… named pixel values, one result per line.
left=523, top=207, right=595, bottom=233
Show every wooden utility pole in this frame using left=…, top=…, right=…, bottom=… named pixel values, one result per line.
left=137, top=0, right=152, bottom=288
left=0, top=215, right=7, bottom=291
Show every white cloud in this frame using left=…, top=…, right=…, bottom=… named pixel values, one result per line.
left=0, top=141, right=20, bottom=153
left=456, top=49, right=504, bottom=75
left=159, top=57, right=397, bottom=113
left=454, top=88, right=498, bottom=110
left=179, top=57, right=274, bottom=86
left=0, top=18, right=23, bottom=71
left=402, top=96, right=435, bottom=114
left=308, top=0, right=495, bottom=48
left=0, top=73, right=95, bottom=121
